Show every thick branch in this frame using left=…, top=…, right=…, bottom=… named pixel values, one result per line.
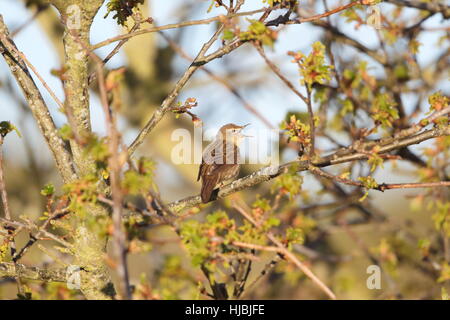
left=47, top=1, right=116, bottom=301
left=51, top=0, right=104, bottom=175
left=0, top=15, right=77, bottom=183
left=0, top=262, right=66, bottom=283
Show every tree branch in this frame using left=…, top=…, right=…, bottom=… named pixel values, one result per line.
left=0, top=262, right=67, bottom=283
left=266, top=0, right=366, bottom=26
left=168, top=126, right=450, bottom=212
left=159, top=32, right=275, bottom=129
left=126, top=1, right=369, bottom=156
left=0, top=134, right=24, bottom=294
left=387, top=0, right=450, bottom=19
left=0, top=15, right=77, bottom=183
left=254, top=43, right=308, bottom=104
left=309, top=165, right=450, bottom=191
left=50, top=0, right=104, bottom=176
left=91, top=8, right=269, bottom=50
left=232, top=201, right=337, bottom=300
left=127, top=35, right=244, bottom=156
left=92, top=50, right=131, bottom=299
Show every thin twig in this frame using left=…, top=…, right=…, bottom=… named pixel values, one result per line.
left=11, top=5, right=48, bottom=37
left=127, top=27, right=245, bottom=156
left=254, top=43, right=308, bottom=105
left=88, top=16, right=149, bottom=85
left=309, top=164, right=450, bottom=192
left=305, top=86, right=315, bottom=157
left=0, top=218, right=72, bottom=248
left=240, top=254, right=281, bottom=299
left=92, top=49, right=131, bottom=299
left=388, top=0, right=450, bottom=19
left=232, top=201, right=337, bottom=300
left=278, top=0, right=365, bottom=25
left=0, top=15, right=77, bottom=183
left=12, top=207, right=70, bottom=262
left=159, top=31, right=275, bottom=129
left=91, top=8, right=270, bottom=50
left=0, top=135, right=24, bottom=295
left=0, top=34, right=64, bottom=110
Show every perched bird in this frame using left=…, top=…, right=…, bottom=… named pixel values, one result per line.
left=198, top=123, right=250, bottom=203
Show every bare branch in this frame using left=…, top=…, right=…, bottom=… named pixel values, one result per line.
left=0, top=134, right=24, bottom=294
left=0, top=15, right=77, bottom=183
left=168, top=126, right=450, bottom=212
left=0, top=35, right=64, bottom=110
left=127, top=35, right=244, bottom=156
left=309, top=165, right=450, bottom=191
left=159, top=32, right=275, bottom=129
left=91, top=8, right=270, bottom=50
left=266, top=0, right=366, bottom=26
left=232, top=201, right=337, bottom=300
left=0, top=262, right=67, bottom=283
left=92, top=50, right=131, bottom=299
left=387, top=0, right=450, bottom=19
left=254, top=43, right=308, bottom=104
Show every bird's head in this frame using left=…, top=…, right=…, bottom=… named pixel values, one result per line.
left=217, top=123, right=250, bottom=144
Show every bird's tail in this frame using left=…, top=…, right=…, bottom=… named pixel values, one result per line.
left=201, top=174, right=219, bottom=203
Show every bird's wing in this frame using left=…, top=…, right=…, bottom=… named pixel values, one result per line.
left=202, top=140, right=220, bottom=164
left=197, top=159, right=204, bottom=181
left=203, top=140, right=238, bottom=165
left=200, top=167, right=220, bottom=203
left=198, top=141, right=216, bottom=181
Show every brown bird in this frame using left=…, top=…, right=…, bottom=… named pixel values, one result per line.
left=198, top=123, right=250, bottom=203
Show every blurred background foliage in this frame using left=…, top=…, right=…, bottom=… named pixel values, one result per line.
left=0, top=0, right=449, bottom=299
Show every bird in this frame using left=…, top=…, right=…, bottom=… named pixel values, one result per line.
left=198, top=123, right=250, bottom=203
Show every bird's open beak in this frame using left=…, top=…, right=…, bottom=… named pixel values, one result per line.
left=240, top=124, right=252, bottom=137
left=239, top=123, right=251, bottom=137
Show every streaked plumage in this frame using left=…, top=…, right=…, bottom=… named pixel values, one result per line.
left=198, top=123, right=248, bottom=203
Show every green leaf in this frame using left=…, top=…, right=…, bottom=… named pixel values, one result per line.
left=222, top=29, right=235, bottom=41
left=286, top=227, right=304, bottom=244
left=428, top=91, right=449, bottom=112
left=288, top=41, right=332, bottom=89
left=104, top=0, right=144, bottom=26
left=358, top=176, right=378, bottom=201
left=367, top=153, right=384, bottom=172
left=238, top=19, right=276, bottom=47
left=58, top=124, right=73, bottom=141
left=0, top=121, right=21, bottom=138
left=41, top=183, right=55, bottom=197
left=371, top=93, right=399, bottom=128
